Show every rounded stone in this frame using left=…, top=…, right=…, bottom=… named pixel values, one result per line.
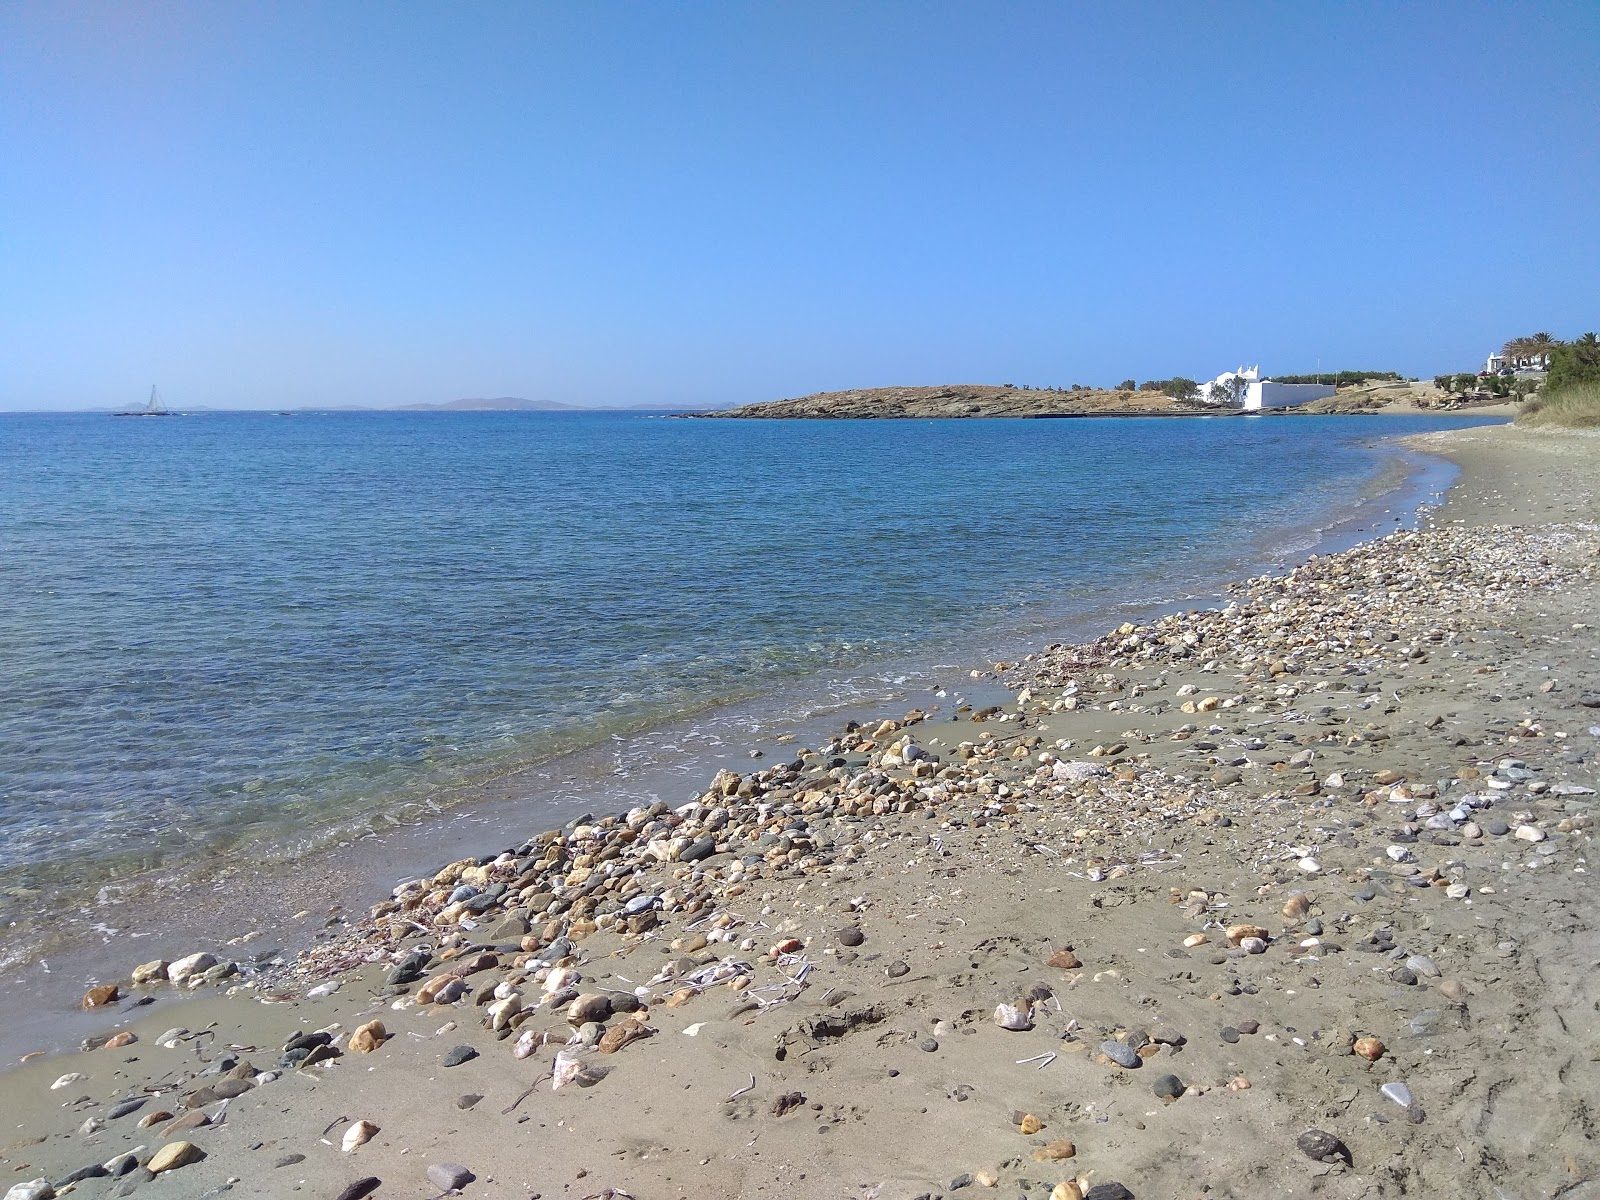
left=427, top=1163, right=476, bottom=1191
left=1297, top=1128, right=1350, bottom=1164
left=1100, top=1040, right=1140, bottom=1069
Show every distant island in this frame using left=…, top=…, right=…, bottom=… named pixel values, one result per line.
left=394, top=397, right=705, bottom=412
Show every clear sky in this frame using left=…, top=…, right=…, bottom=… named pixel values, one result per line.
left=2, top=2, right=1597, bottom=410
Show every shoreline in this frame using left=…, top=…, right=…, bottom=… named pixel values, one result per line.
left=5, top=421, right=1596, bottom=1200
left=0, top=427, right=1465, bottom=1057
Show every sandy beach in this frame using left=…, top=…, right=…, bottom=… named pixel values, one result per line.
left=2, top=421, right=1596, bottom=1200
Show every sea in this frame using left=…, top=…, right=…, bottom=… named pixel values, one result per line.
left=0, top=408, right=1499, bottom=997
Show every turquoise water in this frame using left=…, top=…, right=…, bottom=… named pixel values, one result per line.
left=0, top=410, right=1490, bottom=921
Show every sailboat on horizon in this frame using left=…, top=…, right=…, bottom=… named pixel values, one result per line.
left=113, top=386, right=176, bottom=417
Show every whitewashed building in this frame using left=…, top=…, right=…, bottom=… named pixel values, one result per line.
left=1201, top=365, right=1337, bottom=411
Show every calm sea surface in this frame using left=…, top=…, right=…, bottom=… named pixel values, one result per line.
left=0, top=410, right=1493, bottom=931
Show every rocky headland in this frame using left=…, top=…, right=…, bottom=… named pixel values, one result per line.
left=1, top=424, right=1596, bottom=1200
left=691, top=385, right=1206, bottom=420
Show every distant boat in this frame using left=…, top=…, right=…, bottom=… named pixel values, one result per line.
left=113, top=386, right=176, bottom=417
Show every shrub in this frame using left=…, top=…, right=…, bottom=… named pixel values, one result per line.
left=1517, top=380, right=1600, bottom=428
left=1266, top=371, right=1403, bottom=386
left=1117, top=378, right=1136, bottom=391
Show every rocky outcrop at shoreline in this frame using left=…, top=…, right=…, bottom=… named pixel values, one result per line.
left=692, top=384, right=1207, bottom=419
left=2, top=426, right=1597, bottom=1200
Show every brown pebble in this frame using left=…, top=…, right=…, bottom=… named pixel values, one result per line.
left=1047, top=948, right=1082, bottom=969
left=1033, top=1138, right=1076, bottom=1161
left=1020, top=1113, right=1043, bottom=1135
left=1354, top=1036, right=1385, bottom=1062
left=82, top=985, right=119, bottom=1010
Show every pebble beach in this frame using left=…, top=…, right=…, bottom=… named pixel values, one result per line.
left=3, top=421, right=1598, bottom=1200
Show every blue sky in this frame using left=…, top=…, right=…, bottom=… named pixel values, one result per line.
left=2, top=2, right=1596, bottom=410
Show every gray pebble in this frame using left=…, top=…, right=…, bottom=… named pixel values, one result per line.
left=1296, top=1128, right=1350, bottom=1164
left=1220, top=1026, right=1240, bottom=1043
left=427, top=1163, right=476, bottom=1191
left=1152, top=1073, right=1185, bottom=1101
left=442, top=1045, right=478, bottom=1067
left=1100, top=1039, right=1140, bottom=1068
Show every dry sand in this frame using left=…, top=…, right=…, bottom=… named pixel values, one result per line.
left=2, top=422, right=1597, bottom=1200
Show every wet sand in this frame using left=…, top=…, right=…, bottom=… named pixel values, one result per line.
left=1, top=421, right=1596, bottom=1200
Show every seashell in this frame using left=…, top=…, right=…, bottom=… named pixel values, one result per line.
left=994, top=1003, right=1033, bottom=1031
left=51, top=1072, right=86, bottom=1090
left=551, top=1047, right=610, bottom=1090
left=341, top=1119, right=379, bottom=1152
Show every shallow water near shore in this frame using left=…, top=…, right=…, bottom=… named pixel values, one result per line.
left=0, top=409, right=1498, bottom=1001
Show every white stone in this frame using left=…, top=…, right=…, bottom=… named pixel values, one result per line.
left=1514, top=825, right=1546, bottom=843
left=4, top=1179, right=54, bottom=1200
left=166, top=952, right=217, bottom=983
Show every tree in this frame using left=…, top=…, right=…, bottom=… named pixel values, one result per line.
left=1117, top=379, right=1136, bottom=391
left=1211, top=374, right=1249, bottom=407
left=1545, top=333, right=1600, bottom=391
left=1502, top=331, right=1562, bottom=367
left=1161, top=377, right=1199, bottom=402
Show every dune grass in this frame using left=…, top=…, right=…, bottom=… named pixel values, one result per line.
left=1517, top=381, right=1600, bottom=428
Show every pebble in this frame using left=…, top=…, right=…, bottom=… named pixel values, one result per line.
left=1296, top=1128, right=1350, bottom=1163
left=1219, top=1026, right=1240, bottom=1043
left=1100, top=1040, right=1140, bottom=1068
left=426, top=1163, right=476, bottom=1191
left=332, top=1180, right=381, bottom=1200
left=995, top=1004, right=1033, bottom=1031
left=442, top=1045, right=478, bottom=1067
left=837, top=926, right=864, bottom=947
left=147, top=1141, right=205, bottom=1173
left=1151, top=1073, right=1185, bottom=1102
left=165, top=953, right=217, bottom=984
left=1083, top=1185, right=1133, bottom=1200
left=4, top=1181, right=54, bottom=1200
left=1405, top=955, right=1440, bottom=978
